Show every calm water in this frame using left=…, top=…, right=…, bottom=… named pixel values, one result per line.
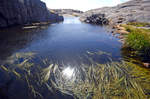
left=0, top=17, right=124, bottom=99
left=0, top=17, right=121, bottom=64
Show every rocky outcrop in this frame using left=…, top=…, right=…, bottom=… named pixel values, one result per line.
left=80, top=13, right=109, bottom=25
left=80, top=0, right=150, bottom=25
left=0, top=0, right=64, bottom=28
left=50, top=9, right=83, bottom=17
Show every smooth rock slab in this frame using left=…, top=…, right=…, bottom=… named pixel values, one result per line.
left=80, top=0, right=150, bottom=25
left=0, top=0, right=64, bottom=28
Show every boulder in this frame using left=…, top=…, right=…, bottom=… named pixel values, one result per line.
left=117, top=27, right=126, bottom=30
left=83, top=14, right=109, bottom=25
left=116, top=30, right=129, bottom=34
left=0, top=0, right=64, bottom=28
left=143, top=63, right=150, bottom=68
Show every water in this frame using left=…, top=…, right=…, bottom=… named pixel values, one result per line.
left=0, top=17, right=121, bottom=64
left=1, top=17, right=150, bottom=99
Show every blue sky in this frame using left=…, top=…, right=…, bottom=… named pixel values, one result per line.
left=41, top=0, right=129, bottom=11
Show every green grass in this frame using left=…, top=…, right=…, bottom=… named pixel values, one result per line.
left=127, top=22, right=150, bottom=27
left=122, top=25, right=150, bottom=58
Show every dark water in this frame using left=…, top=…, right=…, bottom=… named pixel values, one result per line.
left=0, top=17, right=123, bottom=99
left=0, top=17, right=121, bottom=64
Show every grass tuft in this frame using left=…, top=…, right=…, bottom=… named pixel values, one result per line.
left=127, top=22, right=150, bottom=27
left=122, top=24, right=150, bottom=60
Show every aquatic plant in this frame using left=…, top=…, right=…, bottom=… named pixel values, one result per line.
left=1, top=52, right=150, bottom=99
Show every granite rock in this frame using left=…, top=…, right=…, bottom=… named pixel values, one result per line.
left=50, top=9, right=83, bottom=17
left=80, top=0, right=150, bottom=25
left=0, top=0, right=64, bottom=28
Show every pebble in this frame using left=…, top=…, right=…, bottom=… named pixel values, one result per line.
left=143, top=63, right=150, bottom=68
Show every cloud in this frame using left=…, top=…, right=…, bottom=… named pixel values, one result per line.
left=41, top=0, right=129, bottom=11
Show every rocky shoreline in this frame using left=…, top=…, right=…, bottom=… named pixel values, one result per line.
left=112, top=25, right=129, bottom=43
left=0, top=0, right=64, bottom=28
left=80, top=0, right=150, bottom=25
left=50, top=9, right=83, bottom=17
left=79, top=0, right=150, bottom=46
left=79, top=0, right=150, bottom=68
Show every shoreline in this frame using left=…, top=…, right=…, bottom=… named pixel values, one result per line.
left=112, top=23, right=150, bottom=68
left=0, top=20, right=64, bottom=30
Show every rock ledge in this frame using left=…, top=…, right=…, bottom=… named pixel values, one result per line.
left=0, top=0, right=64, bottom=28
left=80, top=0, right=150, bottom=25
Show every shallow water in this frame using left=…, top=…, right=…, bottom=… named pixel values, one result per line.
left=0, top=17, right=121, bottom=64
left=1, top=17, right=150, bottom=99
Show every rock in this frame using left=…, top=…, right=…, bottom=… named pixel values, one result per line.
left=118, top=39, right=125, bottom=43
left=80, top=0, right=150, bottom=25
left=113, top=25, right=120, bottom=29
left=0, top=0, right=64, bottom=28
left=81, top=13, right=109, bottom=25
left=117, top=35, right=124, bottom=39
left=143, top=63, right=150, bottom=68
left=116, top=30, right=129, bottom=34
left=117, top=27, right=126, bottom=30
left=50, top=9, right=83, bottom=17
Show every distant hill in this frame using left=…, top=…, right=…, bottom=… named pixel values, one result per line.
left=50, top=9, right=83, bottom=17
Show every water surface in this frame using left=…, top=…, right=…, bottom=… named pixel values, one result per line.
left=0, top=17, right=125, bottom=99
left=0, top=17, right=121, bottom=64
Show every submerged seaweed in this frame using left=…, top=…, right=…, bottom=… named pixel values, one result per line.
left=0, top=52, right=150, bottom=99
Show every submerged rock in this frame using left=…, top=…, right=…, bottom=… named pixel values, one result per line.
left=80, top=0, right=150, bottom=25
left=143, top=63, right=150, bottom=68
left=0, top=0, right=64, bottom=28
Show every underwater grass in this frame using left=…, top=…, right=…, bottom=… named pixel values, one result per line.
left=1, top=52, right=150, bottom=99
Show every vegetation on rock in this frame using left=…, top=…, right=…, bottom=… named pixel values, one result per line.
left=127, top=22, right=150, bottom=27
left=122, top=23, right=150, bottom=62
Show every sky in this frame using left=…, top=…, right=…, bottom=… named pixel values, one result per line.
left=41, top=0, right=129, bottom=11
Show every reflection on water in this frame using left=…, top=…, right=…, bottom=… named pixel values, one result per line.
left=1, top=52, right=150, bottom=99
left=63, top=17, right=81, bottom=24
left=0, top=17, right=121, bottom=64
left=0, top=26, right=49, bottom=61
left=63, top=67, right=75, bottom=79
left=1, top=17, right=150, bottom=99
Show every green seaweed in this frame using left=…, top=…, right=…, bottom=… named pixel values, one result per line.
left=1, top=52, right=150, bottom=99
